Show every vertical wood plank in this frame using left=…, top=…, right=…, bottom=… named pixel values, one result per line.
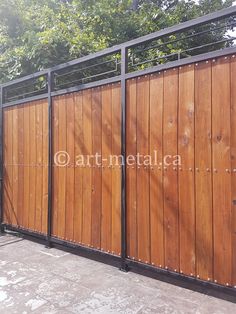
left=12, top=107, right=19, bottom=226
left=65, top=94, right=75, bottom=241
left=3, top=109, right=10, bottom=224
left=101, top=85, right=112, bottom=252
left=178, top=65, right=195, bottom=276
left=35, top=102, right=43, bottom=232
left=52, top=97, right=59, bottom=236
left=111, top=83, right=121, bottom=255
left=82, top=89, right=92, bottom=246
left=17, top=106, right=24, bottom=228
left=22, top=105, right=30, bottom=230
left=91, top=87, right=102, bottom=249
left=57, top=96, right=67, bottom=239
left=126, top=78, right=137, bottom=260
left=150, top=73, right=164, bottom=266
left=28, top=104, right=36, bottom=230
left=136, top=76, right=150, bottom=263
left=74, top=92, right=83, bottom=243
left=163, top=69, right=179, bottom=271
left=212, top=57, right=232, bottom=285
left=42, top=101, right=48, bottom=234
left=195, top=62, right=213, bottom=281
left=231, top=56, right=236, bottom=287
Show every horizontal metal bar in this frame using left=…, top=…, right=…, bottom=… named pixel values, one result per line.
left=1, top=6, right=235, bottom=90
left=51, top=47, right=121, bottom=72
left=1, top=71, right=48, bottom=88
left=133, top=20, right=236, bottom=55
left=55, top=66, right=119, bottom=89
left=51, top=76, right=121, bottom=97
left=125, top=5, right=236, bottom=48
left=3, top=93, right=48, bottom=108
left=126, top=46, right=236, bottom=79
left=127, top=259, right=236, bottom=303
left=2, top=224, right=47, bottom=241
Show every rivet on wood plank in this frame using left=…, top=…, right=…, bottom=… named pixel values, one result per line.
left=145, top=261, right=148, bottom=264
left=224, top=56, right=228, bottom=59
left=132, top=257, right=135, bottom=260
left=174, top=269, right=177, bottom=272
left=139, top=259, right=141, bottom=262
left=159, top=265, right=162, bottom=268
left=179, top=167, right=182, bottom=171
left=226, top=169, right=230, bottom=173
left=214, top=169, right=217, bottom=172
left=232, top=55, right=235, bottom=58
left=165, top=266, right=168, bottom=270
left=233, top=169, right=236, bottom=172
left=206, top=60, right=209, bottom=64
left=151, top=262, right=155, bottom=266
left=196, top=168, right=199, bottom=172
left=189, top=168, right=192, bottom=171
left=195, top=63, right=198, bottom=66
left=207, top=278, right=211, bottom=281
left=226, top=283, right=229, bottom=286
left=197, top=275, right=200, bottom=278
left=190, top=273, right=193, bottom=276
left=212, top=59, right=216, bottom=62
left=180, top=270, right=183, bottom=274
left=214, top=280, right=217, bottom=283
left=206, top=168, right=210, bottom=172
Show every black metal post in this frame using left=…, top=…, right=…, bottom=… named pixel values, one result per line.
left=0, top=86, right=4, bottom=234
left=46, top=71, right=53, bottom=247
left=120, top=47, right=129, bottom=272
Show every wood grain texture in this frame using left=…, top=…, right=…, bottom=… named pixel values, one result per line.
left=231, top=56, right=236, bottom=286
left=136, top=76, right=150, bottom=263
left=101, top=85, right=112, bottom=252
left=126, top=78, right=137, bottom=260
left=195, top=62, right=213, bottom=281
left=91, top=87, right=102, bottom=249
left=212, top=57, right=232, bottom=286
left=111, top=83, right=121, bottom=255
left=3, top=100, right=48, bottom=234
left=163, top=69, right=179, bottom=271
left=178, top=65, right=195, bottom=276
left=149, top=73, right=164, bottom=267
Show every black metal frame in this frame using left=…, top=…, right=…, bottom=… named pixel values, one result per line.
left=1, top=5, right=236, bottom=299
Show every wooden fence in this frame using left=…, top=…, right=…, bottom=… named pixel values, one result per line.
left=2, top=55, right=236, bottom=287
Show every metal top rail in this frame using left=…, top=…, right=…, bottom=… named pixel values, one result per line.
left=1, top=5, right=236, bottom=93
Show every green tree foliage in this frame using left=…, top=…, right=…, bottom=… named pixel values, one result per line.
left=0, top=0, right=233, bottom=83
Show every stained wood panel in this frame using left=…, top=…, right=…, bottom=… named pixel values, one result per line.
left=178, top=65, right=195, bottom=276
left=52, top=84, right=121, bottom=253
left=3, top=100, right=48, bottom=234
left=126, top=78, right=137, bottom=260
left=231, top=56, right=236, bottom=286
left=136, top=76, right=150, bottom=263
left=195, top=62, right=213, bottom=281
left=149, top=73, right=164, bottom=267
left=212, top=57, right=232, bottom=286
left=3, top=55, right=236, bottom=287
left=163, top=68, right=179, bottom=271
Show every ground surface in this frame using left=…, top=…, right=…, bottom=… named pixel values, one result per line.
left=0, top=234, right=235, bottom=314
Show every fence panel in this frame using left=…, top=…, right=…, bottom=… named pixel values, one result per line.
left=3, top=100, right=48, bottom=234
left=126, top=55, right=236, bottom=286
left=51, top=83, right=121, bottom=255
